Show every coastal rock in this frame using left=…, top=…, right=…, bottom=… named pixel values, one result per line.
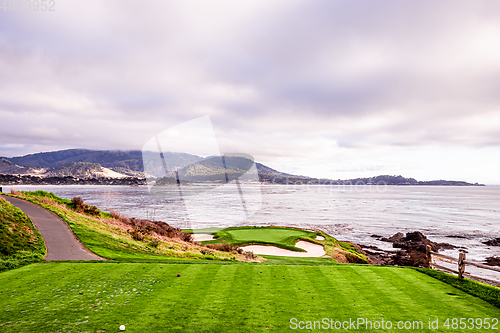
left=373, top=231, right=456, bottom=267
left=392, top=250, right=429, bottom=267
left=359, top=245, right=395, bottom=265
left=486, top=257, right=500, bottom=267
left=483, top=238, right=500, bottom=247
left=386, top=231, right=456, bottom=252
left=381, top=232, right=404, bottom=243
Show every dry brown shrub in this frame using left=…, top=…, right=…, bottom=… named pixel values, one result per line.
left=41, top=197, right=55, bottom=205
left=110, top=210, right=132, bottom=224
left=71, top=197, right=86, bottom=213
left=200, top=248, right=214, bottom=255
left=101, top=209, right=193, bottom=245
left=206, top=243, right=242, bottom=253
left=182, top=233, right=193, bottom=243
left=130, top=228, right=145, bottom=241
left=86, top=205, right=101, bottom=217
left=244, top=251, right=257, bottom=260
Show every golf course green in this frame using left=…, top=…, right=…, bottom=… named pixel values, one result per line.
left=202, top=226, right=318, bottom=251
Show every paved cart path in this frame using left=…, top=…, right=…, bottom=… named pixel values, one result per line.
left=2, top=195, right=104, bottom=261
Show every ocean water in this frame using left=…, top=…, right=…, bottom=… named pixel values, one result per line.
left=4, top=184, right=500, bottom=281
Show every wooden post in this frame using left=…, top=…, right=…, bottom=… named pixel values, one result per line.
left=426, top=245, right=432, bottom=269
left=458, top=253, right=466, bottom=279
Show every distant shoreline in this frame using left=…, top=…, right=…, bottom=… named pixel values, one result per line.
left=0, top=173, right=485, bottom=187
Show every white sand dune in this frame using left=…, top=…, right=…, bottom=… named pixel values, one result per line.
left=241, top=240, right=326, bottom=257
left=95, top=167, right=128, bottom=178
left=192, top=233, right=215, bottom=241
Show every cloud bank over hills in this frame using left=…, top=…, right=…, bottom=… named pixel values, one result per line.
left=2, top=1, right=500, bottom=183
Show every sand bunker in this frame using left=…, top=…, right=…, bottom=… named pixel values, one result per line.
left=241, top=241, right=326, bottom=257
left=192, top=234, right=215, bottom=241
left=316, top=235, right=325, bottom=240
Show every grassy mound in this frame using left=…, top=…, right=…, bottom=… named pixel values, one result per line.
left=0, top=197, right=46, bottom=272
left=3, top=191, right=247, bottom=263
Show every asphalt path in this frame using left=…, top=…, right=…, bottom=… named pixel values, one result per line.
left=2, top=195, right=104, bottom=261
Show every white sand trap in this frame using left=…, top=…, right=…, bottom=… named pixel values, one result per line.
left=316, top=235, right=325, bottom=240
left=241, top=241, right=326, bottom=257
left=192, top=234, right=215, bottom=241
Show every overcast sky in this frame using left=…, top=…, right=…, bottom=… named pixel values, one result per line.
left=1, top=1, right=500, bottom=183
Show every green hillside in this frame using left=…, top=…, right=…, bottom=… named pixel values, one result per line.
left=4, top=191, right=243, bottom=262
left=0, top=197, right=46, bottom=271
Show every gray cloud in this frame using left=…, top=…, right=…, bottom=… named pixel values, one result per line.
left=2, top=0, right=500, bottom=182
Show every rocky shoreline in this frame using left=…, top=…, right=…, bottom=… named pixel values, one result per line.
left=246, top=222, right=499, bottom=271
left=483, top=238, right=500, bottom=267
left=355, top=231, right=457, bottom=266
left=352, top=232, right=499, bottom=268
left=348, top=232, right=500, bottom=287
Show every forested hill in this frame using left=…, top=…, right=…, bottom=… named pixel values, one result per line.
left=258, top=173, right=483, bottom=186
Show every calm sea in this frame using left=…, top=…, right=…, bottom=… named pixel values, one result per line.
left=4, top=184, right=499, bottom=280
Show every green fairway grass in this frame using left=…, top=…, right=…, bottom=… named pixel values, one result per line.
left=0, top=263, right=498, bottom=332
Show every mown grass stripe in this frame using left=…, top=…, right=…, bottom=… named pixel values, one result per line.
left=316, top=265, right=364, bottom=318
left=123, top=264, right=220, bottom=332
left=183, top=265, right=240, bottom=332
left=392, top=268, right=500, bottom=318
left=323, top=266, right=379, bottom=321
left=348, top=267, right=430, bottom=324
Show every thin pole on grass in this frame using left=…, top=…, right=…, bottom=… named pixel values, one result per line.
left=458, top=252, right=466, bottom=279
left=426, top=245, right=432, bottom=269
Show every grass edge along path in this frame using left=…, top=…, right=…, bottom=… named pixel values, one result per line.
left=415, top=267, right=500, bottom=309
left=0, top=197, right=46, bottom=272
